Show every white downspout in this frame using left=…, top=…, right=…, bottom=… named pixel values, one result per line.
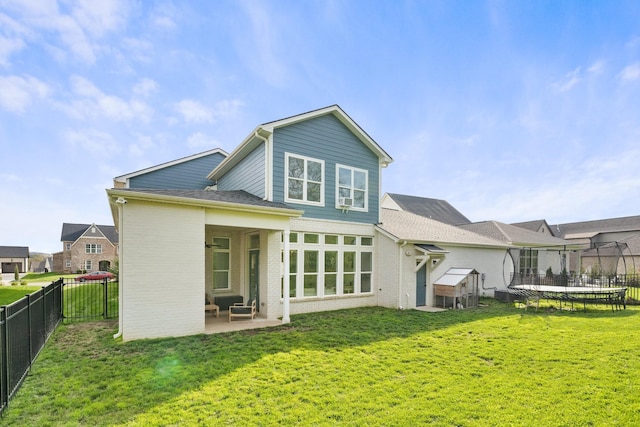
left=253, top=130, right=271, bottom=201
left=113, top=197, right=126, bottom=339
left=398, top=241, right=408, bottom=309
left=282, top=230, right=291, bottom=323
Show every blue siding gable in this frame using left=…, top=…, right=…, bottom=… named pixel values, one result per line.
left=129, top=152, right=226, bottom=189
left=217, top=142, right=266, bottom=198
left=272, top=114, right=380, bottom=224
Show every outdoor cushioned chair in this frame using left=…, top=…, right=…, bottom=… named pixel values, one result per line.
left=229, top=298, right=256, bottom=322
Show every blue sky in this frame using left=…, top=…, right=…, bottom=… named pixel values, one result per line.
left=1, top=1, right=639, bottom=253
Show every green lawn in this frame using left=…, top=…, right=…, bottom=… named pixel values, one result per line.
left=3, top=301, right=640, bottom=426
left=20, top=272, right=76, bottom=283
left=0, top=286, right=44, bottom=305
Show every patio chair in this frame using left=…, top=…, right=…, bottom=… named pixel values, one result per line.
left=229, top=298, right=256, bottom=322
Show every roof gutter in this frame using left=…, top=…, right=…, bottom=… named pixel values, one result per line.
left=106, top=189, right=303, bottom=218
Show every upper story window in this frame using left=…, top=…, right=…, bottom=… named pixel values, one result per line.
left=336, top=164, right=368, bottom=211
left=285, top=153, right=324, bottom=206
left=85, top=244, right=102, bottom=254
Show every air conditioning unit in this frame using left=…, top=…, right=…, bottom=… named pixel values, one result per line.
left=339, top=197, right=353, bottom=207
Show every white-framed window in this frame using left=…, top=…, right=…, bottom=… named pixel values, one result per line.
left=285, top=153, right=324, bottom=206
left=85, top=244, right=102, bottom=254
left=287, top=233, right=374, bottom=298
left=66, top=243, right=71, bottom=250
left=84, top=260, right=92, bottom=270
left=65, top=260, right=71, bottom=268
left=212, top=237, right=231, bottom=290
left=336, top=164, right=368, bottom=211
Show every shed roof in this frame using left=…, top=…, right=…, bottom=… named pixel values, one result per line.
left=434, top=268, right=479, bottom=286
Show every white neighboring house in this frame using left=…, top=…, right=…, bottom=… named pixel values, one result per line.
left=375, top=208, right=511, bottom=310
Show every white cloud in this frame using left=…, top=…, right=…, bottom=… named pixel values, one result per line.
left=0, top=0, right=131, bottom=64
left=618, top=63, right=640, bottom=82
left=187, top=132, right=220, bottom=149
left=132, top=78, right=159, bottom=98
left=554, top=67, right=582, bottom=92
left=59, top=75, right=153, bottom=122
left=175, top=100, right=214, bottom=123
left=0, top=35, right=25, bottom=66
left=587, top=60, right=605, bottom=75
left=153, top=16, right=176, bottom=29
left=174, top=99, right=244, bottom=124
left=0, top=74, right=49, bottom=112
left=64, top=129, right=120, bottom=157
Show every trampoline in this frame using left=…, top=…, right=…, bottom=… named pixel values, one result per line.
left=510, top=284, right=627, bottom=312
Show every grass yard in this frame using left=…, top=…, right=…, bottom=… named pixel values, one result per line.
left=0, top=286, right=44, bottom=305
left=3, top=301, right=639, bottom=426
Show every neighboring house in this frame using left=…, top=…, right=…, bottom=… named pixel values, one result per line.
left=460, top=220, right=575, bottom=279
left=0, top=246, right=29, bottom=273
left=550, top=215, right=640, bottom=274
left=381, top=193, right=471, bottom=226
left=580, top=234, right=640, bottom=275
left=511, top=219, right=555, bottom=235
left=375, top=208, right=511, bottom=309
left=108, top=105, right=393, bottom=341
left=52, top=223, right=118, bottom=273
left=113, top=148, right=228, bottom=190
left=31, top=256, right=53, bottom=273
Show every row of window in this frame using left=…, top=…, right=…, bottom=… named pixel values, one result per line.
left=211, top=233, right=375, bottom=299
left=286, top=153, right=368, bottom=210
left=288, top=233, right=373, bottom=298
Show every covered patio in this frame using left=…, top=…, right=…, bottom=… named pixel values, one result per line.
left=204, top=310, right=283, bottom=334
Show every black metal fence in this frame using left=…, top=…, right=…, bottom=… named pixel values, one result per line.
left=510, top=273, right=640, bottom=303
left=62, top=278, right=118, bottom=322
left=0, top=279, right=63, bottom=416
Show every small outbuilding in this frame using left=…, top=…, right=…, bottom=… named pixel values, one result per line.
left=433, top=268, right=480, bottom=309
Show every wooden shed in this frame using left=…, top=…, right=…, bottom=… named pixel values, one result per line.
left=433, top=268, right=480, bottom=309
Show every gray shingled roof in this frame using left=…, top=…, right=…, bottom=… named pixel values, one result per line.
left=378, top=209, right=508, bottom=248
left=61, top=223, right=118, bottom=243
left=582, top=233, right=640, bottom=256
left=118, top=189, right=293, bottom=210
left=460, top=221, right=572, bottom=248
left=0, top=246, right=29, bottom=258
left=385, top=193, right=470, bottom=225
left=550, top=215, right=640, bottom=238
left=511, top=219, right=548, bottom=232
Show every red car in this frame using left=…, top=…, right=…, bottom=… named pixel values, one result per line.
left=76, top=271, right=114, bottom=282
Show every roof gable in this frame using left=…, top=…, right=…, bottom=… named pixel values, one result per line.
left=551, top=215, right=640, bottom=238
left=114, top=148, right=229, bottom=189
left=61, top=223, right=118, bottom=243
left=461, top=220, right=572, bottom=248
left=382, top=193, right=471, bottom=225
left=377, top=208, right=508, bottom=248
left=209, top=105, right=393, bottom=180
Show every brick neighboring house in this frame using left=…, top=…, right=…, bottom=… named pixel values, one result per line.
left=52, top=223, right=118, bottom=273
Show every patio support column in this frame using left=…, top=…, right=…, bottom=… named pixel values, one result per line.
left=282, top=230, right=291, bottom=323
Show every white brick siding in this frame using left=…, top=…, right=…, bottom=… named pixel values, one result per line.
left=120, top=200, right=205, bottom=341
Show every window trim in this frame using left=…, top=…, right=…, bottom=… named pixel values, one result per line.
left=212, top=237, right=231, bottom=290
left=284, top=153, right=325, bottom=207
left=335, top=164, right=368, bottom=212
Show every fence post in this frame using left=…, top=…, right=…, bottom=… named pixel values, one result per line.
left=0, top=307, right=8, bottom=409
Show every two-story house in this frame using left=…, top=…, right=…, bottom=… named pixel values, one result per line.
left=52, top=223, right=119, bottom=273
left=107, top=105, right=393, bottom=341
